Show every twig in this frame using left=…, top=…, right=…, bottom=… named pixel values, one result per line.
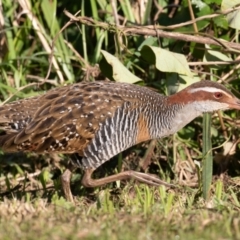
left=26, top=75, right=58, bottom=86
left=1, top=82, right=40, bottom=105
left=111, top=0, right=123, bottom=52
left=184, top=147, right=196, bottom=171
left=64, top=10, right=240, bottom=53
left=0, top=170, right=41, bottom=185
left=44, top=10, right=82, bottom=84
left=153, top=0, right=164, bottom=21
left=187, top=0, right=198, bottom=34
left=219, top=55, right=240, bottom=83
left=218, top=111, right=228, bottom=139
left=188, top=59, right=240, bottom=66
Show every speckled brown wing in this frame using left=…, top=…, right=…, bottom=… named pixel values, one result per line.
left=0, top=81, right=148, bottom=154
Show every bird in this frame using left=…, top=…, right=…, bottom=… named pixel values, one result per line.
left=0, top=80, right=239, bottom=202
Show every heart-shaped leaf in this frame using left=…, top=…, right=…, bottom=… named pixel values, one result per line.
left=141, top=46, right=192, bottom=76
left=100, top=50, right=142, bottom=83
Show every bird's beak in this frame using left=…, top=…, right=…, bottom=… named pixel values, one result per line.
left=228, top=97, right=240, bottom=110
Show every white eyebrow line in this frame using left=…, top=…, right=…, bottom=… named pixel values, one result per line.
left=189, top=87, right=232, bottom=97
left=189, top=87, right=224, bottom=93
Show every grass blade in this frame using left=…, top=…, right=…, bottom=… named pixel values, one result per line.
left=202, top=113, right=213, bottom=200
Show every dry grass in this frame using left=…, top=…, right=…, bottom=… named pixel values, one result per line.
left=0, top=183, right=239, bottom=240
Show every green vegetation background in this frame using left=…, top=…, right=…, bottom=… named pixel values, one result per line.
left=0, top=0, right=240, bottom=239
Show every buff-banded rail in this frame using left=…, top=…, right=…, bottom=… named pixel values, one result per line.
left=0, top=80, right=239, bottom=202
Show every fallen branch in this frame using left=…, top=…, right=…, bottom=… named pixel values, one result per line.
left=64, top=9, right=240, bottom=53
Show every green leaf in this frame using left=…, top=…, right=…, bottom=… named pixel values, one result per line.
left=204, top=0, right=221, bottom=4
left=221, top=0, right=240, bottom=29
left=178, top=125, right=196, bottom=139
left=41, top=0, right=57, bottom=33
left=100, top=50, right=142, bottom=83
left=119, top=0, right=135, bottom=22
left=178, top=74, right=201, bottom=91
left=192, top=0, right=207, bottom=10
left=137, top=37, right=159, bottom=51
left=39, top=169, right=51, bottom=189
left=213, top=16, right=229, bottom=30
left=204, top=45, right=233, bottom=62
left=165, top=73, right=200, bottom=95
left=142, top=0, right=152, bottom=24
left=141, top=46, right=192, bottom=76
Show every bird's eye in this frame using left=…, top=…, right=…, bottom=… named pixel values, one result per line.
left=214, top=92, right=223, bottom=99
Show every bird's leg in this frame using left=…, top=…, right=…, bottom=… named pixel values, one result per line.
left=81, top=168, right=175, bottom=188
left=61, top=161, right=77, bottom=203
left=61, top=169, right=74, bottom=202
left=140, top=139, right=157, bottom=172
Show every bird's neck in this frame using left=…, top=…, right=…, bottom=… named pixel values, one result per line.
left=147, top=101, right=202, bottom=139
